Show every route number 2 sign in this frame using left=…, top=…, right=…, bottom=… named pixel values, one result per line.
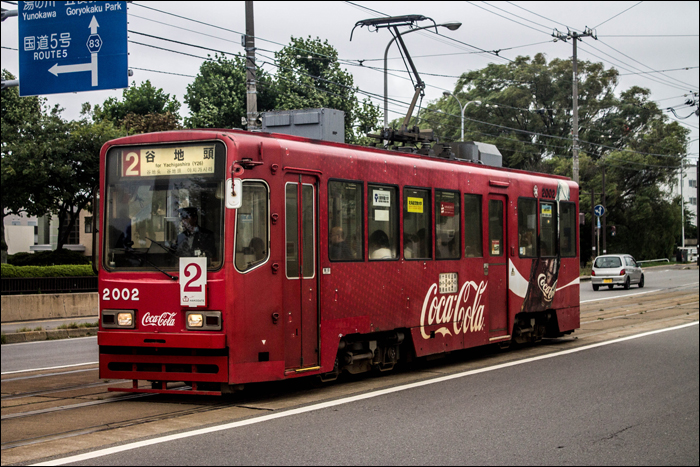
left=180, top=257, right=207, bottom=307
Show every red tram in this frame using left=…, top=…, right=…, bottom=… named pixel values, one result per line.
left=97, top=129, right=580, bottom=395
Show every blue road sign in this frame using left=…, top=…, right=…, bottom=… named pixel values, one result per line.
left=18, top=1, right=127, bottom=97
left=594, top=204, right=605, bottom=217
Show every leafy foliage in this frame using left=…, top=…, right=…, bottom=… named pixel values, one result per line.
left=8, top=249, right=91, bottom=266
left=273, top=36, right=381, bottom=145
left=2, top=69, right=122, bottom=251
left=1, top=263, right=95, bottom=278
left=420, top=55, right=689, bottom=262
left=184, top=54, right=277, bottom=129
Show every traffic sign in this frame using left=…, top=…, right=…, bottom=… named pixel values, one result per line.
left=18, top=1, right=127, bottom=96
left=594, top=204, right=605, bottom=217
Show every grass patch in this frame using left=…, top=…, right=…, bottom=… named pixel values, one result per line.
left=57, top=321, right=99, bottom=329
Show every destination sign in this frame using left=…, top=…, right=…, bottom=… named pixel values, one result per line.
left=121, top=145, right=216, bottom=177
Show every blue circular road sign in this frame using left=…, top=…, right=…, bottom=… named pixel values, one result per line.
left=594, top=204, right=605, bottom=217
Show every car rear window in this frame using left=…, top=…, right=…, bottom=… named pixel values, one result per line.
left=595, top=257, right=622, bottom=268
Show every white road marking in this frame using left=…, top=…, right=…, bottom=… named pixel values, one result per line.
left=1, top=362, right=98, bottom=376
left=581, top=281, right=699, bottom=304
left=33, top=321, right=699, bottom=466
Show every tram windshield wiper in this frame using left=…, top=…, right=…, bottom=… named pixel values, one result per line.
left=122, top=243, right=178, bottom=281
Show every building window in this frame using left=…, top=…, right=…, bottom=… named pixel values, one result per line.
left=689, top=179, right=696, bottom=188
left=691, top=197, right=697, bottom=206
left=64, top=217, right=80, bottom=244
left=85, top=217, right=93, bottom=234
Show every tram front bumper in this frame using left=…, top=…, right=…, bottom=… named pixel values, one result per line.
left=98, top=331, right=228, bottom=384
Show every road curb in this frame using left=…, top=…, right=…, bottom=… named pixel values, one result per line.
left=2, top=327, right=97, bottom=344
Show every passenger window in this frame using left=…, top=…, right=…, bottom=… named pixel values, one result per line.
left=368, top=185, right=398, bottom=260
left=328, top=181, right=363, bottom=261
left=235, top=182, right=269, bottom=272
left=540, top=201, right=557, bottom=257
left=403, top=188, right=431, bottom=259
left=464, top=194, right=482, bottom=258
left=518, top=198, right=537, bottom=258
left=435, top=191, right=460, bottom=259
left=560, top=202, right=576, bottom=257
left=488, top=199, right=504, bottom=257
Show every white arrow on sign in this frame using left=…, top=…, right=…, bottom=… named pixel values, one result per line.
left=47, top=16, right=99, bottom=86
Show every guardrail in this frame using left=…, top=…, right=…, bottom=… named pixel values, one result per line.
left=1, top=276, right=97, bottom=295
left=637, top=259, right=670, bottom=264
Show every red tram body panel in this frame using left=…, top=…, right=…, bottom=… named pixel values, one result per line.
left=97, top=129, right=580, bottom=394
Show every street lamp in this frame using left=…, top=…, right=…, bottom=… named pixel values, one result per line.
left=442, top=91, right=480, bottom=142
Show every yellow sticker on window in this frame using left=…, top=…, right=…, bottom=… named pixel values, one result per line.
left=407, top=197, right=424, bottom=213
left=541, top=204, right=552, bottom=218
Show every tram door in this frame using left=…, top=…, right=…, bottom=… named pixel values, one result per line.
left=486, top=195, right=509, bottom=338
left=283, top=176, right=319, bottom=370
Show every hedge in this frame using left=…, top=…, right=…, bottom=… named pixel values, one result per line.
left=8, top=249, right=91, bottom=266
left=0, top=263, right=95, bottom=278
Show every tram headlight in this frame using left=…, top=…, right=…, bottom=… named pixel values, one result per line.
left=102, top=310, right=135, bottom=329
left=117, top=312, right=133, bottom=327
left=187, top=313, right=203, bottom=328
left=185, top=311, right=221, bottom=331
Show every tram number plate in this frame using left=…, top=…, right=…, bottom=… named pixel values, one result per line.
left=603, top=279, right=613, bottom=284
left=439, top=273, right=458, bottom=294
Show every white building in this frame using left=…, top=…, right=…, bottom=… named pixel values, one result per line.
left=3, top=210, right=91, bottom=256
left=666, top=161, right=698, bottom=226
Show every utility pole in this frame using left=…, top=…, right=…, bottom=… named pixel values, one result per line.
left=553, top=27, right=597, bottom=185
left=602, top=162, right=606, bottom=254
left=244, top=1, right=259, bottom=131
left=680, top=160, right=685, bottom=248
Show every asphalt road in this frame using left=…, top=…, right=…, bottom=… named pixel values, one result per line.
left=579, top=264, right=698, bottom=303
left=59, top=323, right=698, bottom=466
left=0, top=337, right=97, bottom=374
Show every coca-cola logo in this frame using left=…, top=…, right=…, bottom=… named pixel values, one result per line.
left=141, top=311, right=177, bottom=327
left=420, top=281, right=487, bottom=340
left=537, top=274, right=557, bottom=302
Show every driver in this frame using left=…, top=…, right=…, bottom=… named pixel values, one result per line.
left=174, top=207, right=216, bottom=259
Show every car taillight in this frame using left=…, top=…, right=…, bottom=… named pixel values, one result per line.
left=591, top=270, right=596, bottom=276
left=620, top=269, right=626, bottom=275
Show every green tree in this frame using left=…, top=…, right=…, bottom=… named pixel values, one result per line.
left=94, top=80, right=182, bottom=133
left=2, top=70, right=122, bottom=252
left=420, top=55, right=688, bottom=262
left=2, top=69, right=53, bottom=255
left=184, top=54, right=277, bottom=129
left=274, top=36, right=381, bottom=145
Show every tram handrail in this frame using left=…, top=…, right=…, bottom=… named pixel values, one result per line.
left=637, top=258, right=669, bottom=264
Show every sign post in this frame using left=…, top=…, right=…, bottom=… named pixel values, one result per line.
left=18, top=1, right=128, bottom=96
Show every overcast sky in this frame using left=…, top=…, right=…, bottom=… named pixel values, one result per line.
left=2, top=1, right=698, bottom=165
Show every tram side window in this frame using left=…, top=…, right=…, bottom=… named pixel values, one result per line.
left=464, top=194, right=483, bottom=258
left=403, top=188, right=431, bottom=259
left=518, top=198, right=537, bottom=257
left=540, top=201, right=557, bottom=257
left=368, top=185, right=399, bottom=260
left=235, top=182, right=269, bottom=272
left=560, top=202, right=576, bottom=257
left=328, top=181, right=363, bottom=261
left=435, top=191, right=460, bottom=259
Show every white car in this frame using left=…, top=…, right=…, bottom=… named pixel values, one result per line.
left=591, top=254, right=644, bottom=291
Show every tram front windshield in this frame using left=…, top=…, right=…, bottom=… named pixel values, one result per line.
left=103, top=142, right=225, bottom=271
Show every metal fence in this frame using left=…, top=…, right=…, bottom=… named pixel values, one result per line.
left=1, top=276, right=97, bottom=295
